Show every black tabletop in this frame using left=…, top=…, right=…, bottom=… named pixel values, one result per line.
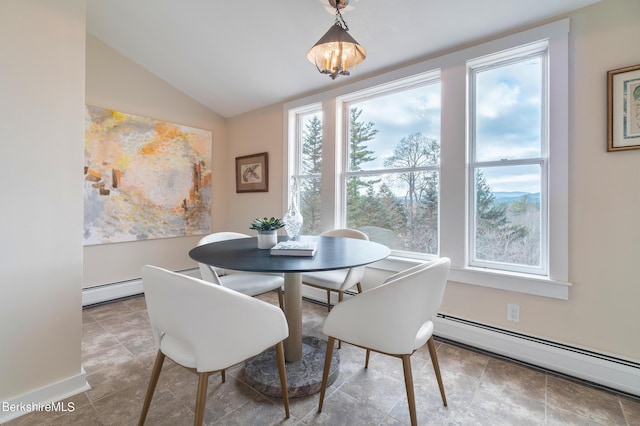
left=189, top=235, right=391, bottom=273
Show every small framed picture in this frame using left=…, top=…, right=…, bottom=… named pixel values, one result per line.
left=235, top=152, right=269, bottom=193
left=607, top=64, right=640, bottom=151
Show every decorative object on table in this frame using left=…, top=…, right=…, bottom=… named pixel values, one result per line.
left=250, top=217, right=284, bottom=249
left=83, top=106, right=212, bottom=245
left=307, top=0, right=366, bottom=80
left=607, top=64, right=640, bottom=152
left=283, top=176, right=304, bottom=240
left=270, top=241, right=318, bottom=257
left=236, top=152, right=269, bottom=192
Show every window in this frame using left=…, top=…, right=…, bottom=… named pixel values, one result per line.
left=341, top=79, right=441, bottom=254
left=285, top=19, right=570, bottom=299
left=468, top=45, right=548, bottom=275
left=289, top=106, right=323, bottom=235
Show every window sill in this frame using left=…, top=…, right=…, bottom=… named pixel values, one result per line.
left=370, top=256, right=571, bottom=300
left=448, top=266, right=570, bottom=300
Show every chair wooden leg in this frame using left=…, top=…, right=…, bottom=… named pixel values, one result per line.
left=402, top=354, right=418, bottom=426
left=365, top=349, right=371, bottom=368
left=427, top=337, right=447, bottom=406
left=318, top=336, right=336, bottom=413
left=277, top=287, right=284, bottom=310
left=221, top=369, right=226, bottom=383
left=194, top=372, right=209, bottom=426
left=356, top=282, right=363, bottom=293
left=275, top=342, right=290, bottom=418
left=336, top=291, right=345, bottom=349
left=139, top=350, right=165, bottom=426
left=326, top=289, right=331, bottom=311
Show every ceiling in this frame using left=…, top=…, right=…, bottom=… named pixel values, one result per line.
left=86, top=0, right=599, bottom=118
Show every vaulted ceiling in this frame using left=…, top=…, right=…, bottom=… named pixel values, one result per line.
left=87, top=0, right=600, bottom=118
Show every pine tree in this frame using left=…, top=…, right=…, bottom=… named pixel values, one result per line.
left=300, top=115, right=323, bottom=234
left=346, top=108, right=378, bottom=225
left=474, top=169, right=528, bottom=262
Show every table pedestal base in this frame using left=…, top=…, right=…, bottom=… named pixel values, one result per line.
left=244, top=336, right=339, bottom=398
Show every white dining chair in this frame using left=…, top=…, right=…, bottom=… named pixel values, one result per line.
left=139, top=265, right=290, bottom=426
left=301, top=228, right=369, bottom=311
left=317, top=258, right=451, bottom=426
left=197, top=232, right=284, bottom=308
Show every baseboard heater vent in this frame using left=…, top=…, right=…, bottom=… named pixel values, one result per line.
left=82, top=268, right=199, bottom=307
left=434, top=313, right=640, bottom=398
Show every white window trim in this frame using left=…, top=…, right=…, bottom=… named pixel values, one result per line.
left=284, top=19, right=571, bottom=300
left=468, top=46, right=549, bottom=276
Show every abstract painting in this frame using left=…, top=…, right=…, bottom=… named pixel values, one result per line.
left=84, top=106, right=212, bottom=245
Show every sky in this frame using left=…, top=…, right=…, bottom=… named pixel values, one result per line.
left=349, top=56, right=543, bottom=194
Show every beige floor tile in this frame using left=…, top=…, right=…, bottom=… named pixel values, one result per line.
left=547, top=375, right=627, bottom=425
left=622, top=395, right=640, bottom=425
left=480, top=358, right=546, bottom=402
left=7, top=294, right=638, bottom=426
left=436, top=342, right=491, bottom=379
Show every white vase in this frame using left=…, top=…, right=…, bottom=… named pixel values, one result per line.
left=257, top=230, right=278, bottom=249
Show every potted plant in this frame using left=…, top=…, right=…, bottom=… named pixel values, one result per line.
left=250, top=217, right=284, bottom=249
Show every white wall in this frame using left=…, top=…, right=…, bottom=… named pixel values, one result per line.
left=226, top=104, right=285, bottom=234
left=0, top=0, right=86, bottom=403
left=225, top=0, right=640, bottom=362
left=83, top=35, right=227, bottom=287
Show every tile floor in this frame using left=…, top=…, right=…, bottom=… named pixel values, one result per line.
left=6, top=292, right=640, bottom=425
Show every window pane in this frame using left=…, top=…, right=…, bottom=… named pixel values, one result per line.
left=299, top=177, right=321, bottom=235
left=346, top=172, right=439, bottom=254
left=475, top=57, right=542, bottom=162
left=297, top=110, right=323, bottom=235
left=473, top=165, right=541, bottom=267
left=347, top=84, right=441, bottom=171
left=300, top=112, right=322, bottom=175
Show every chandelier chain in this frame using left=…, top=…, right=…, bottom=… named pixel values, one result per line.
left=334, top=4, right=349, bottom=31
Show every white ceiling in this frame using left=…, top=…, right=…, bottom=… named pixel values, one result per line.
left=86, top=0, right=599, bottom=118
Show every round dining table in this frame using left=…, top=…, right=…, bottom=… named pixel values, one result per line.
left=188, top=234, right=391, bottom=397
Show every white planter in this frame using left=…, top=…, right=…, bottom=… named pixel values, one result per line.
left=257, top=230, right=278, bottom=249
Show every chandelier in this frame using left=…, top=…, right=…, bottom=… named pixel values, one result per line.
left=306, top=0, right=366, bottom=80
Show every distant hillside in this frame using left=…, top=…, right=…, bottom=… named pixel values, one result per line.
left=493, top=192, right=540, bottom=204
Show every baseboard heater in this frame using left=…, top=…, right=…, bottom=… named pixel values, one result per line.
left=434, top=314, right=640, bottom=398
left=83, top=276, right=639, bottom=398
left=82, top=268, right=200, bottom=307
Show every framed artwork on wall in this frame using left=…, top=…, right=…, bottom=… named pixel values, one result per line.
left=83, top=106, right=212, bottom=245
left=236, top=152, right=269, bottom=193
left=607, top=64, right=640, bottom=152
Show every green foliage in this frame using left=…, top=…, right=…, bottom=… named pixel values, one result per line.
left=296, top=105, right=538, bottom=264
left=348, top=108, right=377, bottom=171
left=249, top=217, right=284, bottom=231
left=302, top=115, right=322, bottom=174
left=300, top=115, right=323, bottom=234
left=474, top=170, right=532, bottom=264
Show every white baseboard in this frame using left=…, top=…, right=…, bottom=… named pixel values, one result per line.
left=0, top=369, right=90, bottom=423
left=82, top=268, right=200, bottom=307
left=434, top=315, right=640, bottom=397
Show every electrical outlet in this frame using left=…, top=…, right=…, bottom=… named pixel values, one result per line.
left=507, top=304, right=520, bottom=323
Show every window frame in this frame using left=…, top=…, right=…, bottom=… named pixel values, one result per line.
left=337, top=74, right=442, bottom=253
left=283, top=19, right=571, bottom=299
left=467, top=46, right=549, bottom=276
